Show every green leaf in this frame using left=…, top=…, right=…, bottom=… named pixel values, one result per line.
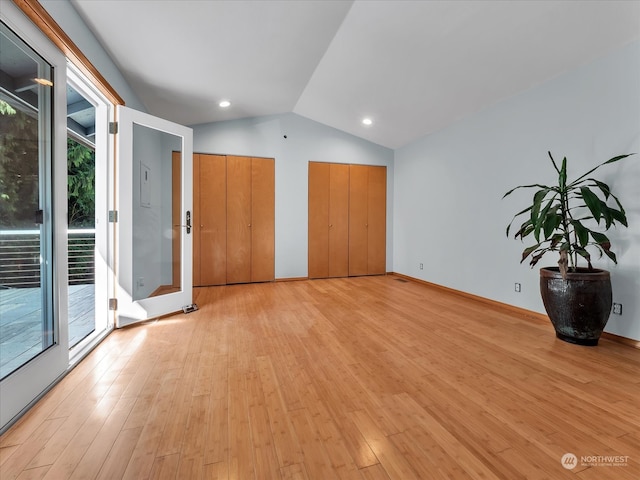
left=590, top=231, right=611, bottom=251
left=608, top=191, right=627, bottom=217
left=570, top=153, right=635, bottom=186
left=503, top=184, right=553, bottom=199
left=506, top=205, right=533, bottom=237
left=559, top=157, right=567, bottom=189
left=571, top=220, right=589, bottom=247
left=603, top=249, right=618, bottom=264
left=542, top=211, right=561, bottom=238
left=580, top=187, right=602, bottom=223
left=600, top=203, right=613, bottom=229
left=609, top=208, right=628, bottom=227
left=549, top=234, right=564, bottom=249
left=529, top=250, right=548, bottom=267
left=574, top=247, right=593, bottom=269
left=521, top=244, right=540, bottom=263
left=587, top=179, right=611, bottom=199
left=515, top=221, right=534, bottom=240
left=531, top=189, right=549, bottom=241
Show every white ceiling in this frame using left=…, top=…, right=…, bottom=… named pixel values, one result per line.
left=70, top=0, right=640, bottom=149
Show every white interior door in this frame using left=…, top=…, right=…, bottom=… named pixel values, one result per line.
left=116, top=106, right=193, bottom=327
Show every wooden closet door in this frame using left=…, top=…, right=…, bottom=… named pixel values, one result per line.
left=308, top=162, right=330, bottom=278
left=367, top=166, right=386, bottom=274
left=329, top=163, right=349, bottom=277
left=193, top=154, right=202, bottom=286
left=199, top=154, right=227, bottom=285
left=348, top=165, right=369, bottom=276
left=226, top=155, right=252, bottom=284
left=172, top=152, right=181, bottom=289
left=251, top=157, right=275, bottom=282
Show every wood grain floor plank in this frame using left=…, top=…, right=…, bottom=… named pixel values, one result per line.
left=0, top=418, right=66, bottom=480
left=255, top=355, right=303, bottom=467
left=148, top=453, right=179, bottom=480
left=358, top=463, right=391, bottom=480
left=350, top=409, right=420, bottom=480
left=227, top=368, right=255, bottom=480
left=120, top=375, right=180, bottom=479
left=0, top=445, right=19, bottom=467
left=94, top=426, right=141, bottom=480
left=67, top=396, right=137, bottom=480
left=38, top=393, right=122, bottom=479
left=203, top=393, right=228, bottom=466
left=289, top=408, right=338, bottom=480
left=175, top=393, right=209, bottom=479
left=14, top=465, right=49, bottom=480
left=280, top=462, right=310, bottom=480
left=203, top=460, right=229, bottom=480
left=1, top=276, right=638, bottom=479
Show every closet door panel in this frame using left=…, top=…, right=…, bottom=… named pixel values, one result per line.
left=200, top=154, right=227, bottom=285
left=367, top=166, right=386, bottom=274
left=329, top=163, right=349, bottom=277
left=193, top=154, right=202, bottom=286
left=348, top=165, right=368, bottom=276
left=308, top=162, right=330, bottom=278
left=226, top=155, right=252, bottom=284
left=172, top=152, right=182, bottom=288
left=251, top=157, right=275, bottom=282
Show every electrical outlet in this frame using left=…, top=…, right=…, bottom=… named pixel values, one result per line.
left=419, top=263, right=424, bottom=270
left=137, top=277, right=145, bottom=288
left=612, top=303, right=622, bottom=315
left=515, top=283, right=521, bottom=292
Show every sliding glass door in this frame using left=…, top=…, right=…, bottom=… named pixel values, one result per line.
left=0, top=4, right=69, bottom=430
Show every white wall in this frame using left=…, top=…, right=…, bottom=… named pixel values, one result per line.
left=193, top=113, right=394, bottom=279
left=394, top=40, right=640, bottom=341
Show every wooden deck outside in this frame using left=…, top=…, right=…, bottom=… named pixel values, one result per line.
left=0, top=284, right=95, bottom=379
left=1, top=275, right=639, bottom=479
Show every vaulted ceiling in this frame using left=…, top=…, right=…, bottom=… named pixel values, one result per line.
left=70, top=0, right=640, bottom=149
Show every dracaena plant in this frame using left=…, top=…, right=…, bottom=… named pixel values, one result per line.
left=504, top=152, right=633, bottom=278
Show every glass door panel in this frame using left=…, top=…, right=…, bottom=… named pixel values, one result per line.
left=116, top=106, right=192, bottom=327
left=0, top=22, right=54, bottom=379
left=66, top=64, right=111, bottom=357
left=132, top=125, right=182, bottom=300
left=1, top=5, right=68, bottom=432
left=66, top=91, right=97, bottom=347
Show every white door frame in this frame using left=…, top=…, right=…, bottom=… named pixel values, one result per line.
left=66, top=63, right=113, bottom=360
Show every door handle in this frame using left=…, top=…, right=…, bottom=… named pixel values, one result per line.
left=174, top=211, right=192, bottom=233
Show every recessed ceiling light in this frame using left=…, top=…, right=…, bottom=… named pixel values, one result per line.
left=362, top=117, right=373, bottom=126
left=219, top=100, right=231, bottom=108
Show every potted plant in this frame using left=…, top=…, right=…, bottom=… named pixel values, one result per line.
left=504, top=151, right=633, bottom=345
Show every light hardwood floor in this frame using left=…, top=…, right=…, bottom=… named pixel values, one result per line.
left=1, top=276, right=639, bottom=479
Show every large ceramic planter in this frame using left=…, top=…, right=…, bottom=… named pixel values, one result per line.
left=539, top=267, right=612, bottom=346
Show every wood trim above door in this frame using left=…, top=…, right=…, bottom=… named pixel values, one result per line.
left=12, top=0, right=125, bottom=105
